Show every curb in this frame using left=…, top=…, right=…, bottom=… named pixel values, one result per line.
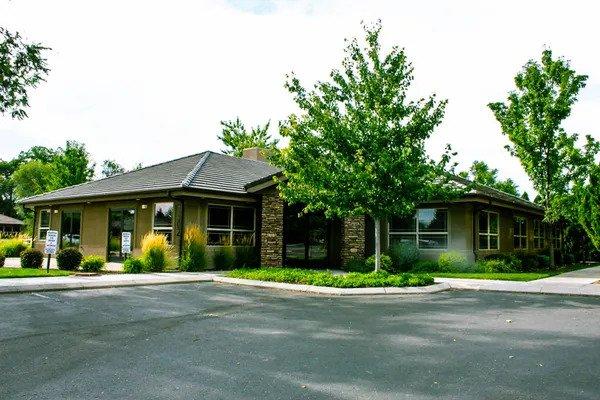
left=212, top=276, right=451, bottom=296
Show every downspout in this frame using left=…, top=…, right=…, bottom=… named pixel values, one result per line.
left=30, top=206, right=36, bottom=249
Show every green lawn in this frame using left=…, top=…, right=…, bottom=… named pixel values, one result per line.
left=431, top=272, right=554, bottom=281
left=0, top=268, right=72, bottom=279
left=227, top=267, right=434, bottom=288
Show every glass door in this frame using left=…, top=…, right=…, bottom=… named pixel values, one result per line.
left=108, top=209, right=135, bottom=261
left=283, top=205, right=329, bottom=268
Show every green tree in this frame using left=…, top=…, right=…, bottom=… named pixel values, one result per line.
left=488, top=49, right=600, bottom=266
left=459, top=160, right=520, bottom=196
left=218, top=117, right=278, bottom=157
left=52, top=141, right=95, bottom=187
left=101, top=159, right=125, bottom=177
left=274, top=22, right=459, bottom=270
left=574, top=164, right=600, bottom=251
left=11, top=160, right=57, bottom=199
left=0, top=27, right=50, bottom=119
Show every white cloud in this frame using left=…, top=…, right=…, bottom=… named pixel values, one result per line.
left=1, top=0, right=599, bottom=196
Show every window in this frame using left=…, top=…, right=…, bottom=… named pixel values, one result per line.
left=38, top=209, right=51, bottom=240
left=60, top=211, right=81, bottom=248
left=552, top=225, right=562, bottom=250
left=478, top=211, right=499, bottom=250
left=533, top=219, right=544, bottom=249
left=513, top=217, right=527, bottom=249
left=389, top=209, right=448, bottom=249
left=153, top=202, right=174, bottom=243
left=207, top=205, right=255, bottom=246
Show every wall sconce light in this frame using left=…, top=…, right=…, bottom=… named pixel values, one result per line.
left=141, top=204, right=147, bottom=209
left=53, top=210, right=59, bottom=214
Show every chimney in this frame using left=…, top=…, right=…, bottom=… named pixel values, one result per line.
left=242, top=147, right=268, bottom=162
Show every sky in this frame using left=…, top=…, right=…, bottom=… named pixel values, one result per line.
left=1, top=0, right=600, bottom=197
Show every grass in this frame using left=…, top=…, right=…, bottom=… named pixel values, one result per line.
left=227, top=267, right=433, bottom=288
left=0, top=267, right=72, bottom=279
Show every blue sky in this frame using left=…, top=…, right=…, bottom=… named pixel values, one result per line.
left=1, top=0, right=600, bottom=197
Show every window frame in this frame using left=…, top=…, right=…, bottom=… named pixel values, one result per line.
left=60, top=210, right=82, bottom=249
left=533, top=219, right=545, bottom=249
left=513, top=216, right=527, bottom=250
left=206, top=204, right=256, bottom=247
left=478, top=210, right=500, bottom=250
left=38, top=209, right=51, bottom=240
left=388, top=208, right=449, bottom=250
left=152, top=202, right=174, bottom=242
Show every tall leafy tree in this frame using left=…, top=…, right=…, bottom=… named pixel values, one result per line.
left=274, top=22, right=459, bottom=270
left=101, top=159, right=125, bottom=177
left=0, top=27, right=50, bottom=119
left=459, top=160, right=520, bottom=196
left=52, top=141, right=95, bottom=187
left=574, top=164, right=600, bottom=251
left=218, top=117, right=278, bottom=157
left=488, top=49, right=599, bottom=266
left=11, top=160, right=57, bottom=199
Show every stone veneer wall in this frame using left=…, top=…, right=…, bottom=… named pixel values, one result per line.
left=341, top=216, right=366, bottom=266
left=260, top=187, right=284, bottom=266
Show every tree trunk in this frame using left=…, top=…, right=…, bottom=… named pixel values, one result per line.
left=374, top=217, right=381, bottom=272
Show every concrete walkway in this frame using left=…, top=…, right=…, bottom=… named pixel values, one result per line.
left=3, top=257, right=124, bottom=272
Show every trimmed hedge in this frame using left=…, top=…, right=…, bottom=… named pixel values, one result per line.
left=20, top=249, right=44, bottom=268
left=56, top=248, right=83, bottom=270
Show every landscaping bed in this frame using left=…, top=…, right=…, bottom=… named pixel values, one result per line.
left=227, top=268, right=433, bottom=288
left=0, top=268, right=71, bottom=279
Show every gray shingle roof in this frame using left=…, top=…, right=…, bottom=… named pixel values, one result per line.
left=452, top=176, right=543, bottom=211
left=0, top=214, right=24, bottom=225
left=19, top=151, right=281, bottom=204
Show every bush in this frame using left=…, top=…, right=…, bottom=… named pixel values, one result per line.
left=20, top=248, right=44, bottom=268
left=0, top=251, right=5, bottom=267
left=56, top=248, right=83, bottom=270
left=438, top=251, right=469, bottom=272
left=213, top=246, right=235, bottom=270
left=388, top=242, right=420, bottom=272
left=123, top=257, right=144, bottom=274
left=483, top=253, right=523, bottom=270
left=179, top=225, right=207, bottom=272
left=477, top=259, right=515, bottom=273
left=80, top=255, right=105, bottom=272
left=365, top=254, right=393, bottom=272
left=234, top=246, right=259, bottom=268
left=411, top=259, right=440, bottom=272
left=141, top=233, right=171, bottom=272
left=343, top=257, right=371, bottom=273
left=536, top=255, right=551, bottom=269
left=227, top=268, right=434, bottom=288
left=0, top=238, right=28, bottom=257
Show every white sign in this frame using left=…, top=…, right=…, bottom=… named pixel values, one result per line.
left=44, top=230, right=59, bottom=254
left=121, top=231, right=132, bottom=254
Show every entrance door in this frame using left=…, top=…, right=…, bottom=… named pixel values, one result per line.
left=108, top=209, right=135, bottom=261
left=283, top=205, right=330, bottom=267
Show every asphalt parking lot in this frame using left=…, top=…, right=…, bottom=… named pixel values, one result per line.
left=1, top=283, right=599, bottom=400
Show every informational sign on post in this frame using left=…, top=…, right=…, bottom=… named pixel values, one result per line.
left=121, top=231, right=132, bottom=255
left=44, top=230, right=59, bottom=273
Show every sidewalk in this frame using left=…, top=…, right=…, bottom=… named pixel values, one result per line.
left=3, top=257, right=124, bottom=272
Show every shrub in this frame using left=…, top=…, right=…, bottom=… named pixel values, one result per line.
left=365, top=254, right=393, bottom=272
left=56, top=248, right=83, bottom=270
left=179, top=225, right=207, bottom=272
left=20, top=248, right=44, bottom=268
left=536, top=255, right=551, bottom=269
left=388, top=242, right=420, bottom=272
left=141, top=233, right=171, bottom=272
left=0, top=238, right=28, bottom=257
left=80, top=255, right=105, bottom=272
left=411, top=259, right=440, bottom=272
left=234, top=246, right=259, bottom=268
left=438, top=251, right=468, bottom=272
left=344, top=257, right=371, bottom=272
left=483, top=253, right=522, bottom=270
left=477, top=259, right=515, bottom=273
left=213, top=246, right=235, bottom=270
left=0, top=251, right=5, bottom=267
left=123, top=257, right=144, bottom=274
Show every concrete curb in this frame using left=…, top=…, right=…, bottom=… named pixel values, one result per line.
left=212, top=276, right=451, bottom=296
left=435, top=277, right=600, bottom=297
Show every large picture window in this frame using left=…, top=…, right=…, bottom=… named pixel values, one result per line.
left=389, top=209, right=448, bottom=249
left=38, top=209, right=51, bottom=240
left=478, top=211, right=499, bottom=250
left=207, top=205, right=255, bottom=246
left=153, top=202, right=173, bottom=243
left=513, top=217, right=527, bottom=249
left=533, top=219, right=544, bottom=249
left=61, top=211, right=81, bottom=248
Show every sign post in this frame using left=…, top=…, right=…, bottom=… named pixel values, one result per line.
left=121, top=231, right=132, bottom=258
left=43, top=230, right=59, bottom=273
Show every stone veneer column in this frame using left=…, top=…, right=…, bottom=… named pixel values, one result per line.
left=340, top=216, right=366, bottom=266
left=260, top=187, right=284, bottom=266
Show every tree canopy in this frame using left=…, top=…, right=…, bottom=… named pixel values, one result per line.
left=274, top=21, right=459, bottom=269
left=488, top=49, right=600, bottom=265
left=101, top=159, right=125, bottom=178
left=218, top=117, right=278, bottom=157
left=0, top=27, right=50, bottom=119
left=574, top=163, right=600, bottom=251
left=459, top=160, right=520, bottom=196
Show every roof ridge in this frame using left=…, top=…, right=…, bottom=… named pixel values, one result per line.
left=453, top=175, right=542, bottom=208
left=181, top=152, right=210, bottom=187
